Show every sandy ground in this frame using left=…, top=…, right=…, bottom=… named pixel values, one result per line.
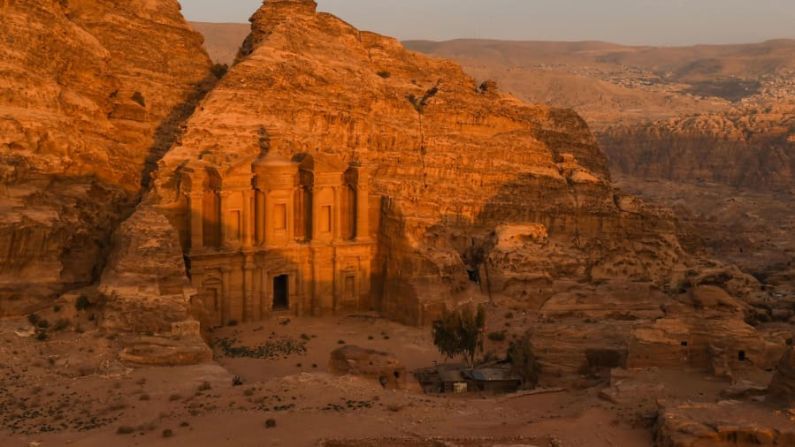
left=0, top=313, right=743, bottom=447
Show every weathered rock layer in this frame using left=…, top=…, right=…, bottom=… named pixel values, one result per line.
left=0, top=0, right=212, bottom=314
left=602, top=106, right=795, bottom=192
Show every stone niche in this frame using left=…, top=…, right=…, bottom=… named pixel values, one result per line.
left=178, top=152, right=374, bottom=327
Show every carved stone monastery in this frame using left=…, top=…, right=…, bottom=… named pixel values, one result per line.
left=177, top=151, right=374, bottom=326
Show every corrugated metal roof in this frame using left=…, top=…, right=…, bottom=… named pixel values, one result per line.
left=464, top=368, right=521, bottom=382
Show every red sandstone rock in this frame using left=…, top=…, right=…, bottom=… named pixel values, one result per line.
left=0, top=0, right=211, bottom=313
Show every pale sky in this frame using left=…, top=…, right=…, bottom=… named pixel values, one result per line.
left=180, top=0, right=795, bottom=46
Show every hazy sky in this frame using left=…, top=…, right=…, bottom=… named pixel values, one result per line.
left=181, top=0, right=795, bottom=45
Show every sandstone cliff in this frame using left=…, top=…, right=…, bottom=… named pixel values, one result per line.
left=602, top=105, right=795, bottom=192
left=147, top=0, right=693, bottom=326
left=0, top=0, right=212, bottom=314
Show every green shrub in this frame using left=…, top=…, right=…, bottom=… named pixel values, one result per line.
left=211, top=63, right=228, bottom=79
left=376, top=70, right=391, bottom=79
left=75, top=295, right=91, bottom=311
left=53, top=319, right=70, bottom=331
left=431, top=305, right=486, bottom=366
left=131, top=91, right=146, bottom=107
left=507, top=333, right=539, bottom=388
left=116, top=426, right=135, bottom=435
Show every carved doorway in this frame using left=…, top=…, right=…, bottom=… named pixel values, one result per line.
left=273, top=275, right=289, bottom=311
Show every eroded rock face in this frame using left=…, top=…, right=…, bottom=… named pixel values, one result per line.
left=151, top=0, right=688, bottom=325
left=655, top=400, right=795, bottom=447
left=525, top=282, right=786, bottom=384
left=0, top=0, right=211, bottom=313
left=98, top=206, right=211, bottom=365
left=98, top=207, right=193, bottom=334
left=769, top=345, right=795, bottom=405
left=601, top=106, right=795, bottom=192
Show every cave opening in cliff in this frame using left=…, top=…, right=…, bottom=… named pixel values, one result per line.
left=273, top=275, right=289, bottom=310
left=466, top=268, right=481, bottom=284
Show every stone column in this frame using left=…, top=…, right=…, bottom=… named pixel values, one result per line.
left=189, top=192, right=204, bottom=251
left=264, top=190, right=273, bottom=246
left=260, top=268, right=273, bottom=318
left=242, top=190, right=253, bottom=249
left=333, top=186, right=342, bottom=241
left=219, top=190, right=230, bottom=248
left=287, top=187, right=296, bottom=241
left=221, top=267, right=231, bottom=324
left=311, top=187, right=321, bottom=241
left=309, top=247, right=317, bottom=315
left=355, top=184, right=370, bottom=241
left=256, top=189, right=265, bottom=245
left=243, top=255, right=255, bottom=321
left=253, top=265, right=262, bottom=321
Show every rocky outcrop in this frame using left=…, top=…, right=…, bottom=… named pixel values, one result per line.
left=98, top=206, right=211, bottom=365
left=0, top=0, right=211, bottom=314
left=150, top=0, right=689, bottom=326
left=98, top=207, right=194, bottom=334
left=523, top=280, right=788, bottom=384
left=655, top=400, right=795, bottom=446
left=769, top=344, right=795, bottom=405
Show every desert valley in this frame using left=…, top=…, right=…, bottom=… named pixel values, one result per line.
left=1, top=1, right=795, bottom=446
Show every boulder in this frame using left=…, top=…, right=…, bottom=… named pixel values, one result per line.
left=0, top=0, right=211, bottom=311
left=329, top=345, right=407, bottom=389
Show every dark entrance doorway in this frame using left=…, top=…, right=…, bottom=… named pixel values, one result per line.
left=273, top=275, right=289, bottom=310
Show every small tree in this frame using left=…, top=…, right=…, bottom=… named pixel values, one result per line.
left=507, top=333, right=539, bottom=388
left=406, top=84, right=440, bottom=181
left=431, top=305, right=486, bottom=367
left=131, top=91, right=146, bottom=108
left=211, top=63, right=229, bottom=79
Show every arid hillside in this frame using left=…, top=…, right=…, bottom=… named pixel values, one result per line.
left=405, top=39, right=795, bottom=125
